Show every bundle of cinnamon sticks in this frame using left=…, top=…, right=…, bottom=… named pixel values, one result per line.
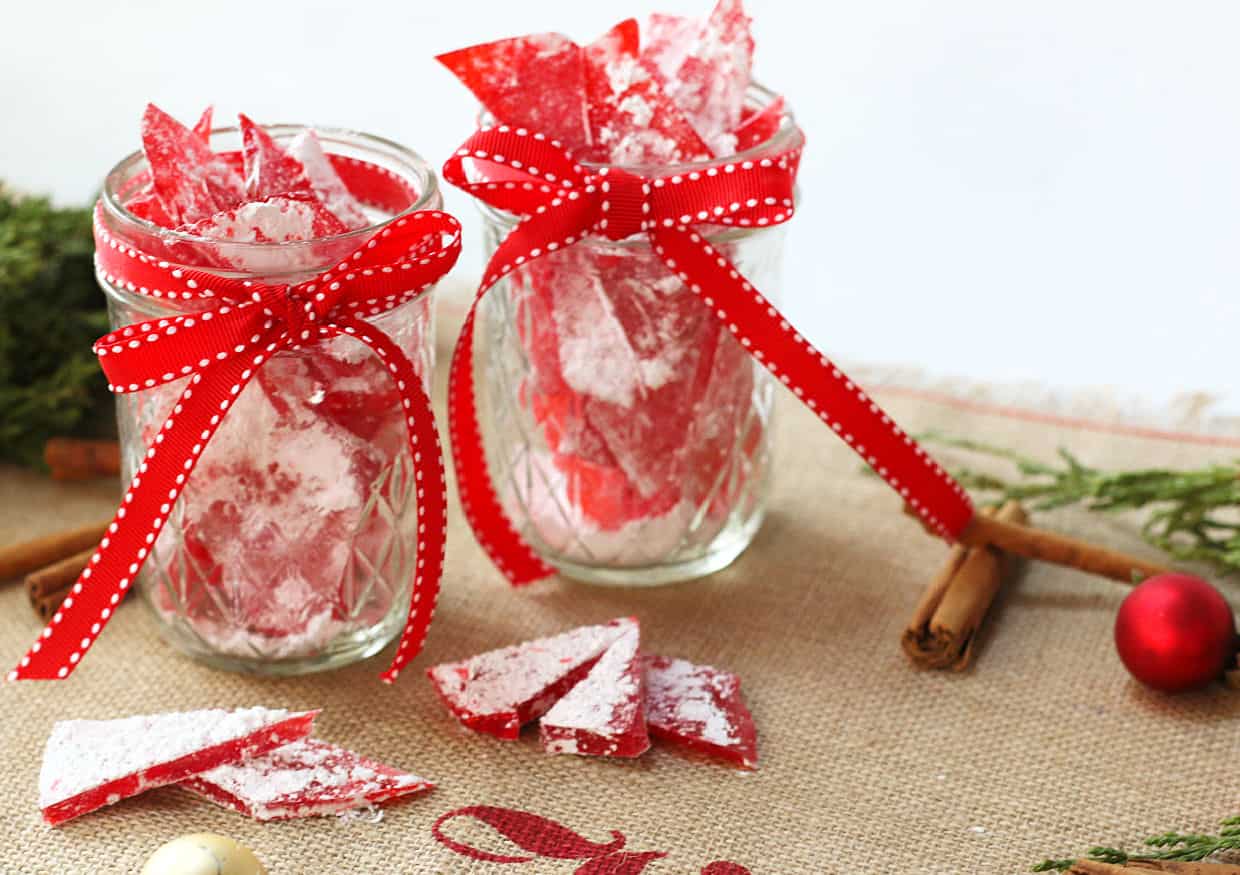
left=903, top=501, right=1173, bottom=671
left=0, top=521, right=110, bottom=620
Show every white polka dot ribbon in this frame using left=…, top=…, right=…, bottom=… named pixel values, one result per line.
left=441, top=126, right=976, bottom=586
left=8, top=206, right=462, bottom=683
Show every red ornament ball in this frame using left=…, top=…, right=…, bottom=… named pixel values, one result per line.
left=1114, top=573, right=1236, bottom=692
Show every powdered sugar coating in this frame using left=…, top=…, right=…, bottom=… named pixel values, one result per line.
left=540, top=621, right=649, bottom=758
left=141, top=104, right=244, bottom=226
left=181, top=738, right=433, bottom=820
left=38, top=707, right=317, bottom=823
left=644, top=655, right=757, bottom=769
left=286, top=130, right=371, bottom=230
left=427, top=618, right=633, bottom=739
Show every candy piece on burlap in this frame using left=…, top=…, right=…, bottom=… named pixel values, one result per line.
left=426, top=618, right=634, bottom=740
left=141, top=103, right=244, bottom=226
left=437, top=33, right=590, bottom=151
left=38, top=708, right=318, bottom=826
left=644, top=655, right=757, bottom=769
left=239, top=114, right=316, bottom=202
left=660, top=0, right=756, bottom=156
left=734, top=95, right=785, bottom=152
left=286, top=130, right=371, bottom=230
left=583, top=18, right=712, bottom=164
left=540, top=619, right=649, bottom=758
left=180, top=739, right=433, bottom=821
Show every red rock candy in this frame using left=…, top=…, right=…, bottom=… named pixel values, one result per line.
left=540, top=620, right=649, bottom=758
left=286, top=130, right=371, bottom=230
left=427, top=618, right=634, bottom=740
left=38, top=707, right=317, bottom=826
left=583, top=19, right=711, bottom=164
left=239, top=113, right=315, bottom=201
left=180, top=738, right=433, bottom=820
left=437, top=33, right=590, bottom=151
left=644, top=655, right=757, bottom=769
left=141, top=103, right=244, bottom=226
left=734, top=96, right=786, bottom=152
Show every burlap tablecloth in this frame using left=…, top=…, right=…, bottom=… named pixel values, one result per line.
left=3, top=349, right=1238, bottom=874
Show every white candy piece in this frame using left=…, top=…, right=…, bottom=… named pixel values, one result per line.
left=140, top=833, right=266, bottom=875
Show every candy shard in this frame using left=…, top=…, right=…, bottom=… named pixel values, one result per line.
left=437, top=33, right=591, bottom=151
left=661, top=0, right=756, bottom=156
left=180, top=738, right=433, bottom=821
left=583, top=21, right=711, bottom=165
left=426, top=618, right=634, bottom=740
left=181, top=194, right=349, bottom=244
left=192, top=106, right=215, bottom=141
left=540, top=621, right=649, bottom=758
left=38, top=707, right=318, bottom=826
left=239, top=113, right=314, bottom=202
left=286, top=130, right=371, bottom=230
left=643, top=655, right=757, bottom=769
left=141, top=103, right=244, bottom=226
left=641, top=13, right=699, bottom=82
left=734, top=96, right=785, bottom=152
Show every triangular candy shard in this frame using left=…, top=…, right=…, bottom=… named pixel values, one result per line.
left=644, top=655, right=757, bottom=769
left=38, top=707, right=318, bottom=826
left=180, top=738, right=433, bottom=820
left=285, top=130, right=371, bottom=230
left=427, top=618, right=633, bottom=740
left=239, top=113, right=315, bottom=202
left=141, top=103, right=244, bottom=226
left=437, top=33, right=591, bottom=151
left=540, top=620, right=649, bottom=758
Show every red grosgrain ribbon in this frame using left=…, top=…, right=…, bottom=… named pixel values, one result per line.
left=442, top=125, right=974, bottom=585
left=8, top=205, right=461, bottom=683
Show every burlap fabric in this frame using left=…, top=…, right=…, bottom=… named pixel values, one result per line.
left=3, top=340, right=1238, bottom=874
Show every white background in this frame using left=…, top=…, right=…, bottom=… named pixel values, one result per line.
left=4, top=1, right=1238, bottom=409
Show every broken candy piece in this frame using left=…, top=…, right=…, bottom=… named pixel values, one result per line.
left=583, top=20, right=712, bottom=165
left=426, top=618, right=634, bottom=740
left=180, top=738, right=433, bottom=820
left=239, top=113, right=314, bottom=202
left=540, top=620, right=649, bottom=758
left=734, top=96, right=785, bottom=152
left=644, top=655, right=757, bottom=769
left=192, top=106, right=215, bottom=142
left=142, top=103, right=245, bottom=226
left=662, top=0, right=756, bottom=156
left=437, top=33, right=591, bottom=151
left=641, top=13, right=699, bottom=82
left=286, top=130, right=371, bottom=230
left=38, top=707, right=318, bottom=826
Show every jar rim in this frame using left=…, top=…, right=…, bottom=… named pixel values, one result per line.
left=100, top=124, right=440, bottom=252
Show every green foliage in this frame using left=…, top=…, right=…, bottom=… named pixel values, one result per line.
left=921, top=432, right=1240, bottom=575
left=1033, top=816, right=1240, bottom=870
left=0, top=187, right=111, bottom=468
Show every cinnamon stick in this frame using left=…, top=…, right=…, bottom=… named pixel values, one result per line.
left=0, top=521, right=108, bottom=582
left=44, top=438, right=120, bottom=481
left=903, top=504, right=1172, bottom=584
left=902, top=501, right=1026, bottom=669
left=25, top=549, right=93, bottom=621
left=1069, top=861, right=1240, bottom=874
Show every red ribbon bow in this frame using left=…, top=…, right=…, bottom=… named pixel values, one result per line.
left=442, top=125, right=974, bottom=585
left=9, top=206, right=461, bottom=682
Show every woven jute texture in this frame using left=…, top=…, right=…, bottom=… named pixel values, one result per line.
left=2, top=361, right=1238, bottom=874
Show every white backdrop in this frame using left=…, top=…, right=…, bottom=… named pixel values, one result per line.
left=4, top=1, right=1238, bottom=410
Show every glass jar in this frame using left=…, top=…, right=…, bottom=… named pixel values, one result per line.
left=97, top=125, right=441, bottom=675
left=476, top=87, right=802, bottom=586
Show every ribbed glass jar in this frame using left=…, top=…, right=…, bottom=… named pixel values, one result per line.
left=97, top=125, right=441, bottom=674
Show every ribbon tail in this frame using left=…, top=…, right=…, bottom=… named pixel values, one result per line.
left=650, top=226, right=975, bottom=540
left=9, top=354, right=265, bottom=681
left=449, top=200, right=597, bottom=586
left=326, top=317, right=446, bottom=682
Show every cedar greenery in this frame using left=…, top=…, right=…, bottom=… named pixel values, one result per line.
left=920, top=432, right=1240, bottom=575
left=1034, top=815, right=1240, bottom=870
left=0, top=187, right=111, bottom=469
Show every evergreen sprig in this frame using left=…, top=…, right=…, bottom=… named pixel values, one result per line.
left=1033, top=816, right=1240, bottom=870
left=920, top=432, right=1240, bottom=575
left=0, top=187, right=111, bottom=468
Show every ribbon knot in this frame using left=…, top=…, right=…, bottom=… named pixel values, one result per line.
left=441, top=125, right=976, bottom=588
left=11, top=206, right=463, bottom=683
left=593, top=167, right=651, bottom=240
